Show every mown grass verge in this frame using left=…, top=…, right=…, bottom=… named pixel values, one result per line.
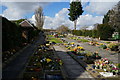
left=78, top=39, right=89, bottom=42
left=48, top=38, right=63, bottom=43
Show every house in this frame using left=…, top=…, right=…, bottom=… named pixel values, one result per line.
left=19, top=20, right=35, bottom=42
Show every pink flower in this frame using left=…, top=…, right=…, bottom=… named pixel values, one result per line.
left=112, top=68, right=119, bottom=70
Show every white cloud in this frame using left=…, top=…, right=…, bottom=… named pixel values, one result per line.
left=1, top=0, right=69, bottom=2
left=30, top=8, right=103, bottom=30
left=2, top=0, right=119, bottom=29
left=77, top=14, right=103, bottom=29
left=71, top=0, right=120, bottom=2
left=85, top=2, right=118, bottom=15
left=70, top=0, right=119, bottom=15
left=2, top=2, right=48, bottom=20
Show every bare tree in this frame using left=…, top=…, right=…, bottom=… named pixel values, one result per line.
left=56, top=25, right=70, bottom=34
left=35, top=6, right=45, bottom=30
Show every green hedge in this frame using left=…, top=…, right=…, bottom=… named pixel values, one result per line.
left=72, top=23, right=115, bottom=40
left=2, top=17, right=39, bottom=51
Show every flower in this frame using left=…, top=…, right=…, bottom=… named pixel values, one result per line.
left=73, top=48, right=77, bottom=52
left=46, top=44, right=50, bottom=46
left=77, top=46, right=84, bottom=50
left=112, top=68, right=119, bottom=70
left=70, top=42, right=74, bottom=45
left=46, top=58, right=52, bottom=63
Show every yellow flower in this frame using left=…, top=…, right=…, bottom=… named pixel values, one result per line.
left=100, top=43, right=104, bottom=45
left=59, top=60, right=63, bottom=65
left=70, top=42, right=74, bottom=44
left=96, top=42, right=98, bottom=44
left=64, top=43, right=67, bottom=45
left=77, top=46, right=84, bottom=49
left=46, top=58, right=52, bottom=63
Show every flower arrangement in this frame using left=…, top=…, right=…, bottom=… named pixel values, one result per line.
left=107, top=43, right=119, bottom=51
left=77, top=46, right=84, bottom=50
left=70, top=42, right=75, bottom=45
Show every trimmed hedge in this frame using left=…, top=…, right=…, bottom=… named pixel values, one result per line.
left=71, top=24, right=115, bottom=40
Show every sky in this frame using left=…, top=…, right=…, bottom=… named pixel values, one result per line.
left=0, top=0, right=120, bottom=30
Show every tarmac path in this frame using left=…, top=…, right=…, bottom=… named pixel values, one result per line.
left=2, top=32, right=45, bottom=79
left=54, top=45, right=93, bottom=80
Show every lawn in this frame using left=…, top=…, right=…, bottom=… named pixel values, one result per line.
left=47, top=35, right=53, bottom=37
left=48, top=38, right=63, bottom=43
left=78, top=39, right=89, bottom=42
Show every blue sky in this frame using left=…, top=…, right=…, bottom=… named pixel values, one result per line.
left=0, top=1, right=119, bottom=29
left=0, top=2, right=102, bottom=19
left=43, top=2, right=69, bottom=17
left=1, top=2, right=70, bottom=18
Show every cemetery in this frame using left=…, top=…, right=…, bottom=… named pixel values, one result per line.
left=22, top=43, right=64, bottom=80
left=2, top=0, right=120, bottom=80
left=46, top=34, right=120, bottom=79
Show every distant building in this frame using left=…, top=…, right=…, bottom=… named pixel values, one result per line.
left=19, top=20, right=35, bottom=42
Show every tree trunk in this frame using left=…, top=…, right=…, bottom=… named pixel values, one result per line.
left=74, top=20, right=77, bottom=30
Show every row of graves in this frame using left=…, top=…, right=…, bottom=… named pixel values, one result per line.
left=22, top=43, right=65, bottom=80
left=54, top=34, right=66, bottom=38
left=89, top=41, right=120, bottom=52
left=62, top=42, right=120, bottom=78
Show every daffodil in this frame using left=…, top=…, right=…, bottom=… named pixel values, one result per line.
left=100, top=43, right=104, bottom=45
left=64, top=43, right=67, bottom=45
left=59, top=60, right=63, bottom=65
left=46, top=58, right=52, bottom=63
left=77, top=46, right=84, bottom=49
left=70, top=42, right=74, bottom=45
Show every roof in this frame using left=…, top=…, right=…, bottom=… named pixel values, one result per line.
left=19, top=20, right=33, bottom=28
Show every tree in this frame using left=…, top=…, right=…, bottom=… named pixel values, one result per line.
left=35, top=6, right=45, bottom=30
left=103, top=10, right=110, bottom=24
left=56, top=25, right=70, bottom=34
left=97, top=24, right=114, bottom=40
left=68, top=0, right=83, bottom=30
left=103, top=1, right=120, bottom=32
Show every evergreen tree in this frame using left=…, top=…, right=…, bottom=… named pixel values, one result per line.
left=103, top=10, right=110, bottom=24
left=97, top=24, right=114, bottom=40
left=68, top=0, right=83, bottom=30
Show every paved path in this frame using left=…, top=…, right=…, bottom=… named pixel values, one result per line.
left=2, top=32, right=45, bottom=79
left=63, top=38, right=118, bottom=63
left=54, top=45, right=93, bottom=80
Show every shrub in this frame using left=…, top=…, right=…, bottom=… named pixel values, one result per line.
left=101, top=45, right=107, bottom=49
left=108, top=43, right=119, bottom=51
left=85, top=52, right=92, bottom=57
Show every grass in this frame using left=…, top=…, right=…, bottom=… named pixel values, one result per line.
left=78, top=39, right=89, bottom=42
left=103, top=41, right=111, bottom=44
left=48, top=38, right=63, bottom=43
left=47, top=35, right=53, bottom=38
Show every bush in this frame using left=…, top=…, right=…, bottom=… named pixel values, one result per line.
left=108, top=43, right=119, bottom=51
left=101, top=45, right=107, bottom=49
left=97, top=24, right=114, bottom=40
left=85, top=52, right=92, bottom=57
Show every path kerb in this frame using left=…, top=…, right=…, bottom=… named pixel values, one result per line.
left=2, top=44, right=31, bottom=69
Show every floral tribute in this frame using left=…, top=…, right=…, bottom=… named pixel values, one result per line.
left=93, top=58, right=120, bottom=77
left=23, top=44, right=63, bottom=80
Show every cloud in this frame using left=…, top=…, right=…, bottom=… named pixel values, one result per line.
left=2, top=2, right=48, bottom=20
left=30, top=8, right=103, bottom=30
left=71, top=0, right=120, bottom=2
left=77, top=14, right=103, bottom=29
left=70, top=0, right=119, bottom=15
left=1, top=0, right=69, bottom=2
left=85, top=2, right=118, bottom=15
